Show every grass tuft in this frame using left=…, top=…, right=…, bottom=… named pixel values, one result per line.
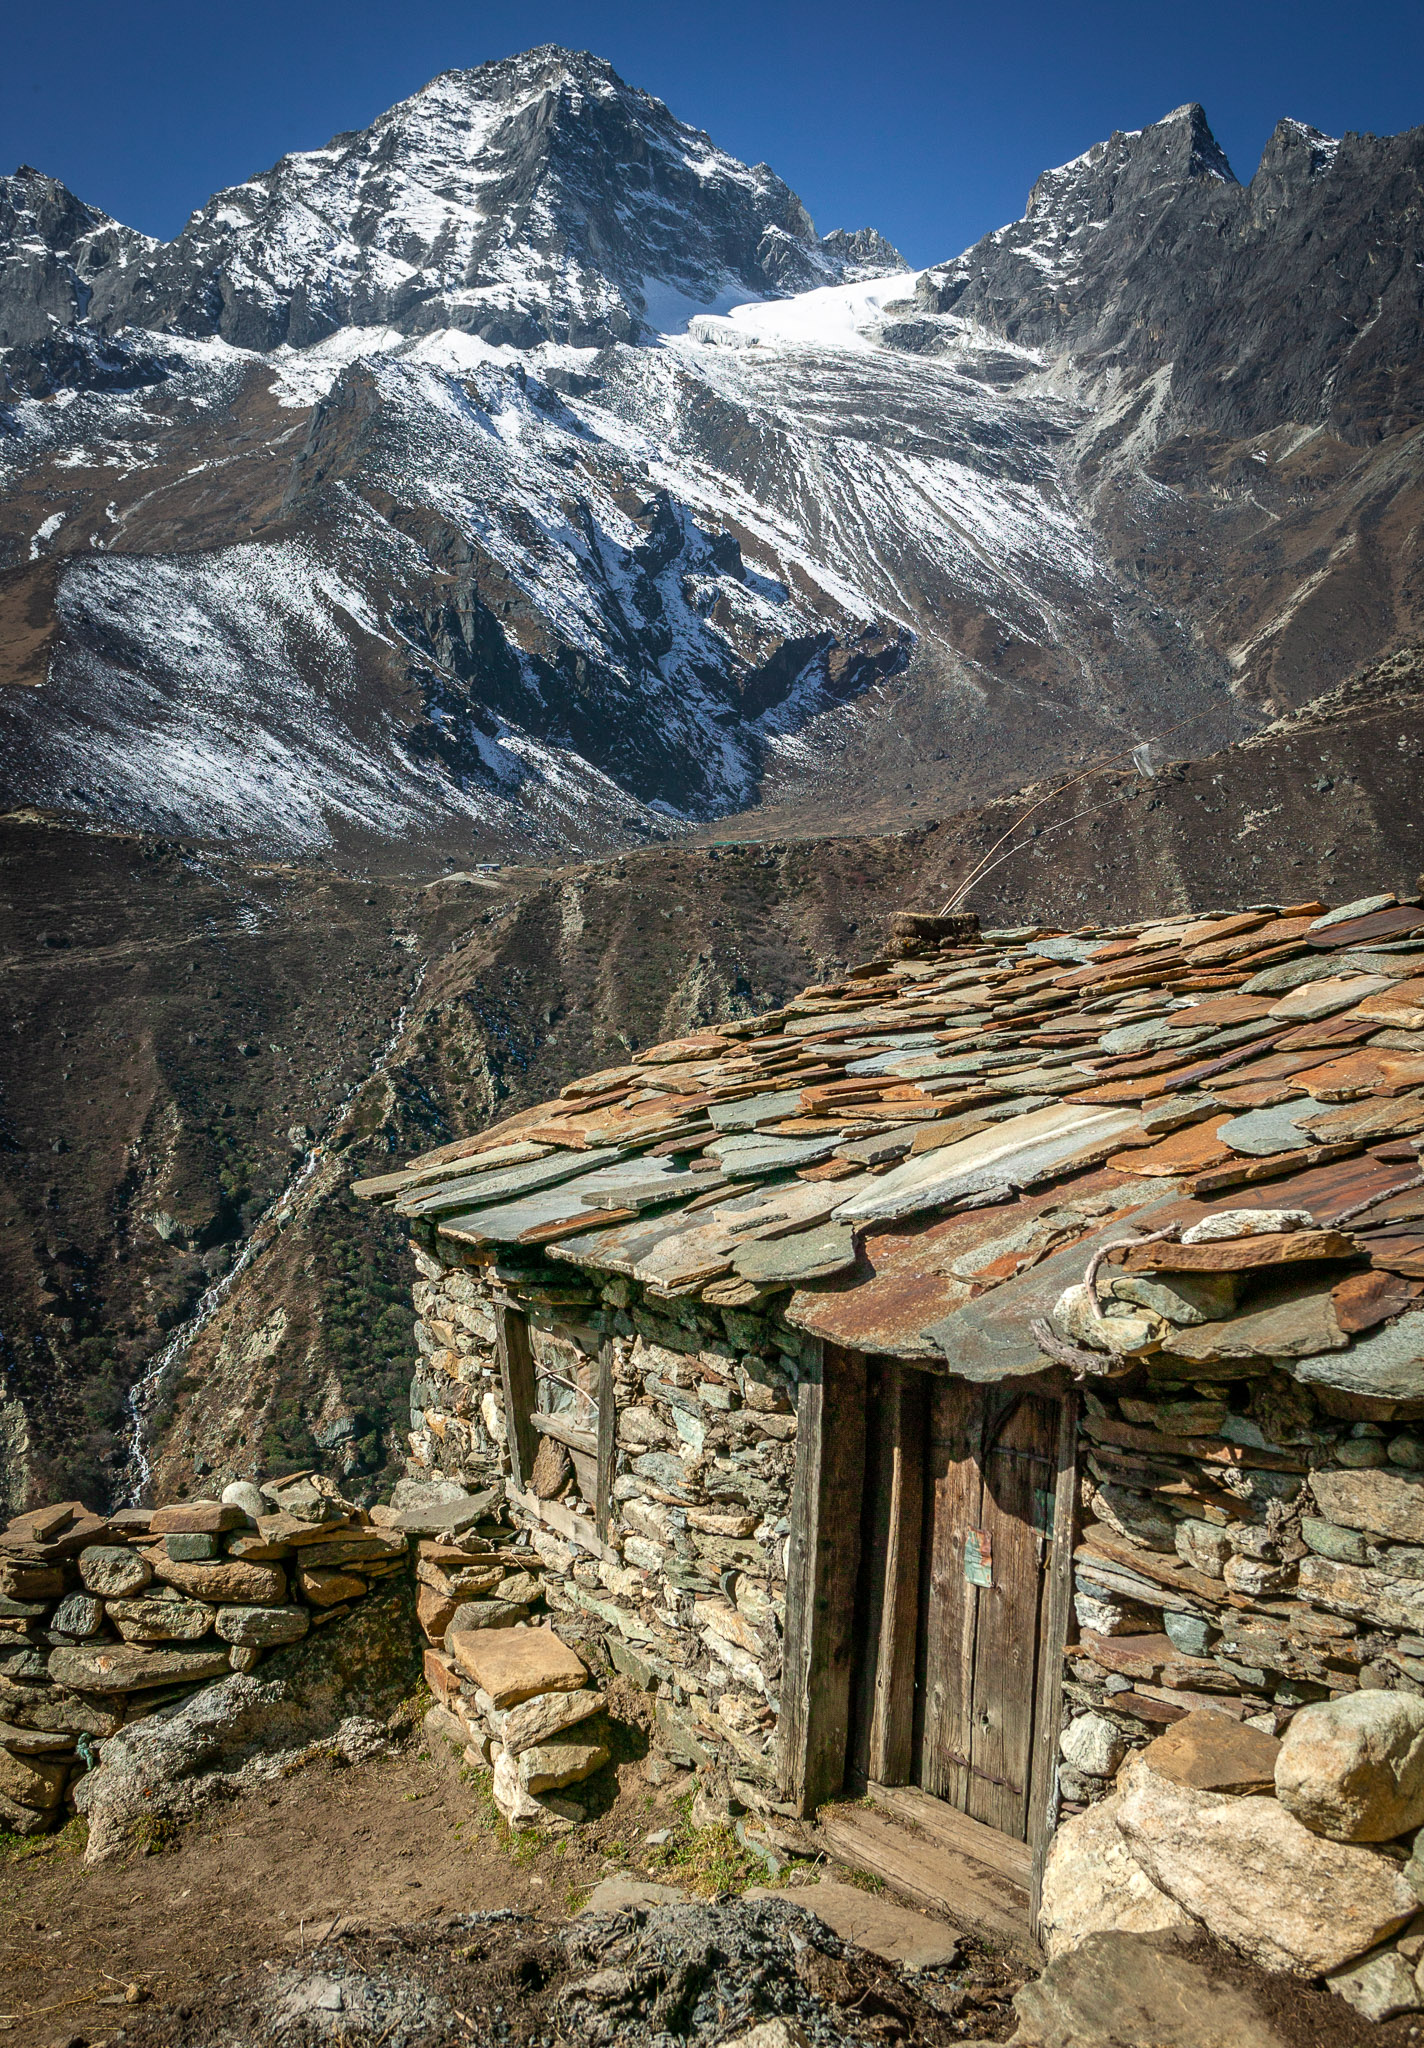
left=0, top=1815, right=87, bottom=1865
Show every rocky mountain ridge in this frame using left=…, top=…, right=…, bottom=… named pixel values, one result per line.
left=0, top=47, right=902, bottom=375
left=1, top=66, right=1421, bottom=858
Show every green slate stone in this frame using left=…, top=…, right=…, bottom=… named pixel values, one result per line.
left=732, top=1223, right=859, bottom=1285
left=1218, top=1102, right=1314, bottom=1157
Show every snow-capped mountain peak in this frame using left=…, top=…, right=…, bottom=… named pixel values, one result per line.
left=23, top=48, right=902, bottom=357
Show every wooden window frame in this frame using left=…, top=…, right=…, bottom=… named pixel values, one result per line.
left=495, top=1301, right=616, bottom=1541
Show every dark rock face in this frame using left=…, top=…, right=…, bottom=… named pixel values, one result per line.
left=910, top=104, right=1424, bottom=442
left=0, top=166, right=152, bottom=351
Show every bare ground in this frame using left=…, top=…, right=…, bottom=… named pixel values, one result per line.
left=0, top=1728, right=1025, bottom=2048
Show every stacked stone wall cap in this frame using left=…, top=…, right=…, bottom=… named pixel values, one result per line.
left=450, top=1624, right=588, bottom=1707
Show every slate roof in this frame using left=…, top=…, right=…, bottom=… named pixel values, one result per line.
left=356, top=894, right=1424, bottom=1388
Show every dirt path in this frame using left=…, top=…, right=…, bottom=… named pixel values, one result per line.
left=0, top=1728, right=1036, bottom=2048
left=0, top=1737, right=661, bottom=2045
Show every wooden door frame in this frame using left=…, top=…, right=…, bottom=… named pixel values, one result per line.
left=1028, top=1379, right=1079, bottom=1930
left=780, top=1348, right=1078, bottom=1933
left=778, top=1339, right=867, bottom=1817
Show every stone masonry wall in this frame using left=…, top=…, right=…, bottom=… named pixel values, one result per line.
left=404, top=1240, right=807, bottom=1802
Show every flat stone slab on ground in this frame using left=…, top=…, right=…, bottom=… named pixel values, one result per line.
left=577, top=1875, right=689, bottom=1915
left=744, top=1878, right=959, bottom=1969
left=450, top=1623, right=587, bottom=1706
left=1010, top=1931, right=1289, bottom=2048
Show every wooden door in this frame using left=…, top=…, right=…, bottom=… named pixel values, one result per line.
left=916, top=1381, right=1059, bottom=1841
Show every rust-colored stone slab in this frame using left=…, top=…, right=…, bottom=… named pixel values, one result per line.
left=1308, top=907, right=1424, bottom=949
left=1141, top=1711, right=1282, bottom=1793
left=1166, top=995, right=1276, bottom=1029
left=1296, top=1050, right=1424, bottom=1100
left=1184, top=917, right=1317, bottom=966
left=1357, top=981, right=1424, bottom=1031
left=1272, top=1012, right=1380, bottom=1052
left=1332, top=1269, right=1424, bottom=1334
left=148, top=1502, right=247, bottom=1536
left=786, top=1170, right=1164, bottom=1359
left=1108, top=1116, right=1233, bottom=1177
left=1117, top=1229, right=1356, bottom=1273
left=635, top=1033, right=734, bottom=1065
left=1300, top=1096, right=1424, bottom=1145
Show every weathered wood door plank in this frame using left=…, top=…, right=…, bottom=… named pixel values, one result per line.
left=494, top=1300, right=538, bottom=1495
left=779, top=1341, right=868, bottom=1816
left=918, top=1379, right=983, bottom=1808
left=965, top=1390, right=1057, bottom=1837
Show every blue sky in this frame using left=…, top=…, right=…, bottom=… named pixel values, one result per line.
left=3, top=1, right=1419, bottom=265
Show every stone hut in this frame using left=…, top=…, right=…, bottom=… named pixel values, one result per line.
left=359, top=890, right=1424, bottom=1995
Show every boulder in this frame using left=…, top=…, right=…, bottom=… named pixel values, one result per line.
left=149, top=1502, right=247, bottom=1536
left=1300, top=1516, right=1373, bottom=1565
left=258, top=1473, right=347, bottom=1524
left=74, top=1586, right=419, bottom=1861
left=1297, top=1553, right=1424, bottom=1633
left=1276, top=1692, right=1424, bottom=1841
left=1174, top=1520, right=1232, bottom=1577
left=494, top=1570, right=542, bottom=1607
left=1311, top=1467, right=1424, bottom=1543
left=518, top=1731, right=609, bottom=1793
left=415, top=1581, right=457, bottom=1642
left=48, top=1642, right=231, bottom=1693
left=221, top=1481, right=267, bottom=1520
left=78, top=1545, right=151, bottom=1597
left=1141, top=1712, right=1280, bottom=1794
left=51, top=1592, right=104, bottom=1637
left=147, top=1553, right=288, bottom=1604
left=0, top=1746, right=68, bottom=1810
left=442, top=1600, right=529, bottom=1650
left=1039, top=1792, right=1193, bottom=1960
left=1115, top=1756, right=1417, bottom=1973
left=1059, top=1712, right=1126, bottom=1780
left=299, top=1566, right=367, bottom=1607
left=106, top=1595, right=216, bottom=1643
left=1326, top=1946, right=1424, bottom=2022
left=497, top=1686, right=607, bottom=1756
left=0, top=1788, right=60, bottom=1836
left=1011, top=1930, right=1290, bottom=2048
left=491, top=1745, right=547, bottom=1825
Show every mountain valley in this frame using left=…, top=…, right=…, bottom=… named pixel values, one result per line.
left=0, top=48, right=1422, bottom=1509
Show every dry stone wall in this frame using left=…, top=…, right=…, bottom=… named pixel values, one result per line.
left=0, top=1473, right=410, bottom=1840
left=405, top=1242, right=804, bottom=1813
left=1049, top=1215, right=1424, bottom=2022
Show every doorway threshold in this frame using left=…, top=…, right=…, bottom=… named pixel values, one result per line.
left=816, top=1781, right=1036, bottom=1952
